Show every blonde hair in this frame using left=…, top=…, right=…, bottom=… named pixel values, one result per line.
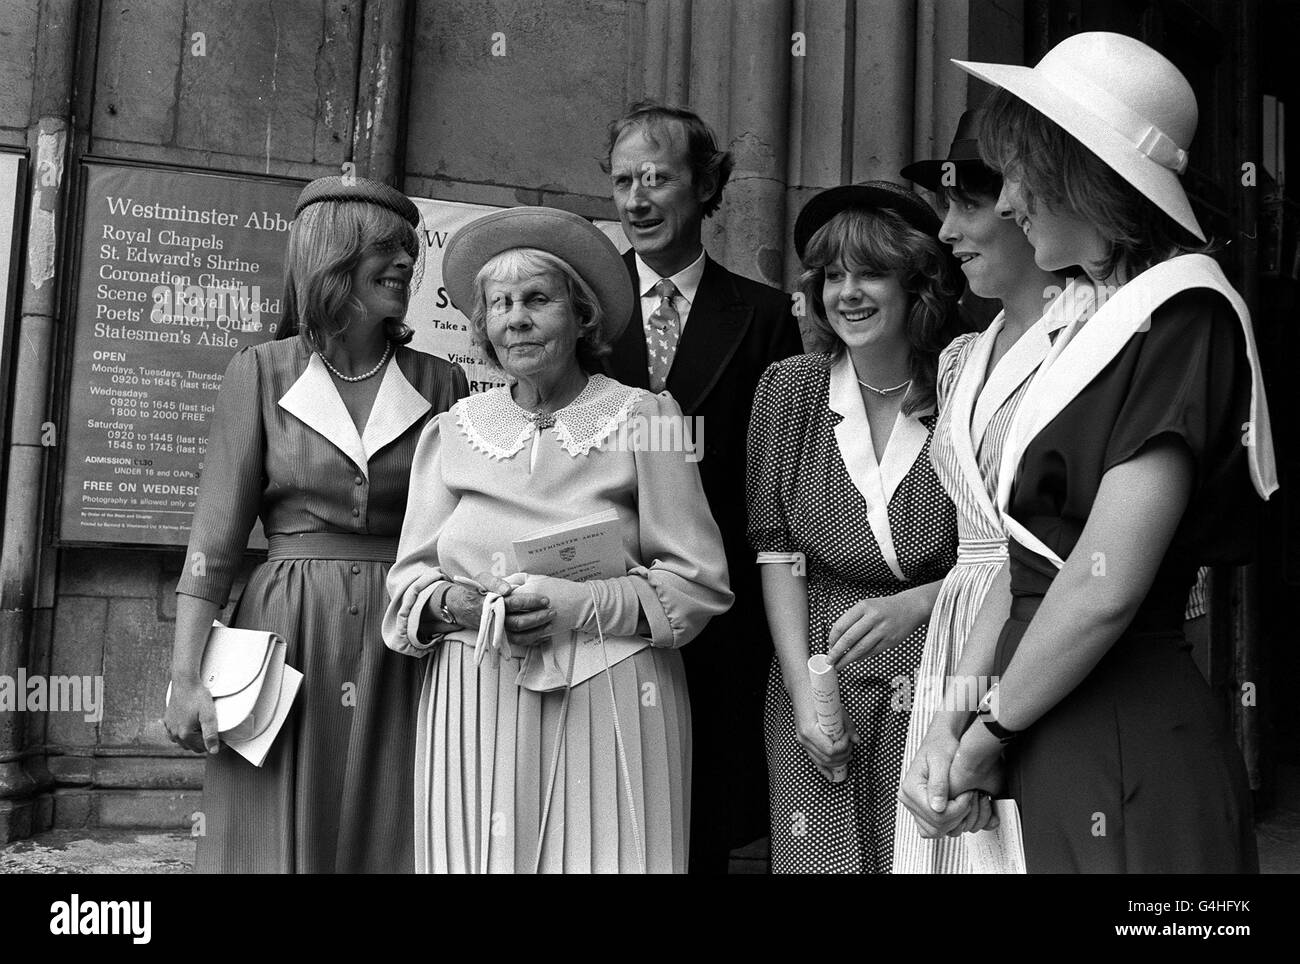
left=280, top=201, right=418, bottom=345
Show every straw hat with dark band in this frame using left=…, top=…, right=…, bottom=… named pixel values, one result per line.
left=900, top=110, right=990, bottom=193
left=295, top=175, right=421, bottom=228
left=953, top=32, right=1204, bottom=241
left=442, top=206, right=635, bottom=343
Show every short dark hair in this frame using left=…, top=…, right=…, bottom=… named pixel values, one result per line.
left=601, top=100, right=733, bottom=217
left=977, top=88, right=1205, bottom=279
left=798, top=207, right=962, bottom=416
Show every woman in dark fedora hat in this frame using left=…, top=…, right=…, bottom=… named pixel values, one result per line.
left=746, top=181, right=963, bottom=873
left=164, top=175, right=469, bottom=872
left=900, top=32, right=1278, bottom=873
left=384, top=205, right=731, bottom=873
left=890, top=111, right=1070, bottom=873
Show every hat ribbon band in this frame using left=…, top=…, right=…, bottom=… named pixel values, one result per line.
left=1042, top=66, right=1190, bottom=175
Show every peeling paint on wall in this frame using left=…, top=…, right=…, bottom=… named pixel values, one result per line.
left=29, top=126, right=66, bottom=289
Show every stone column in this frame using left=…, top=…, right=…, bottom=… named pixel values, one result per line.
left=0, top=0, right=82, bottom=843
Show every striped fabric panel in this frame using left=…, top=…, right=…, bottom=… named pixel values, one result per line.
left=893, top=338, right=1030, bottom=874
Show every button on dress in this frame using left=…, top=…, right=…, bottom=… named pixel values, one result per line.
left=178, top=334, right=468, bottom=873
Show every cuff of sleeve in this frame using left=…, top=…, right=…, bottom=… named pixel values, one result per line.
left=395, top=568, right=447, bottom=653
left=629, top=573, right=676, bottom=648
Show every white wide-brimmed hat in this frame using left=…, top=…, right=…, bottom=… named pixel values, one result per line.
left=954, top=32, right=1204, bottom=241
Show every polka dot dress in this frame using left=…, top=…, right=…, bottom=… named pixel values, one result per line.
left=746, top=354, right=957, bottom=874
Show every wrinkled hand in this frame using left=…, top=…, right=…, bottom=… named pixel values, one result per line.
left=443, top=571, right=555, bottom=646
left=826, top=593, right=923, bottom=669
left=792, top=692, right=858, bottom=782
left=163, top=678, right=220, bottom=755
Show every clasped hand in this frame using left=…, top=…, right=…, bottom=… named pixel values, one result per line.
left=440, top=571, right=603, bottom=646
left=897, top=727, right=1004, bottom=838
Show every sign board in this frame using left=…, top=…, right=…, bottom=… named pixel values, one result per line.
left=58, top=162, right=297, bottom=546
left=58, top=165, right=628, bottom=548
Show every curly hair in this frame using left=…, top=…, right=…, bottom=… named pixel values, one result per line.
left=799, top=207, right=962, bottom=415
left=279, top=200, right=418, bottom=346
left=977, top=88, right=1206, bottom=280
left=468, top=248, right=612, bottom=373
left=601, top=100, right=733, bottom=218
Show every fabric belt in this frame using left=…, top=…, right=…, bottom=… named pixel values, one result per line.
left=267, top=532, right=399, bottom=563
left=956, top=537, right=1008, bottom=567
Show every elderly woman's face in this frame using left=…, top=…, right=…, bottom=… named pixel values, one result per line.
left=484, top=270, right=581, bottom=380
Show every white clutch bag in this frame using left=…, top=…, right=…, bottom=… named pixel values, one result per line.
left=167, top=621, right=302, bottom=766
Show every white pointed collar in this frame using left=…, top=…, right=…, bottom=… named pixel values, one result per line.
left=277, top=350, right=431, bottom=478
left=970, top=284, right=1081, bottom=449
left=634, top=250, right=706, bottom=305
left=828, top=353, right=934, bottom=581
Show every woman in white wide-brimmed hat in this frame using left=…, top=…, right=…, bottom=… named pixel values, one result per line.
left=896, top=32, right=1277, bottom=873
left=383, top=206, right=732, bottom=873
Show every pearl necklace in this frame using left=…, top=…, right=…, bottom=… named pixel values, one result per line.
left=320, top=341, right=392, bottom=382
left=856, top=376, right=911, bottom=396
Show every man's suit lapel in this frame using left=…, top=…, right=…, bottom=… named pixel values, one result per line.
left=606, top=250, right=651, bottom=390
left=666, top=254, right=753, bottom=414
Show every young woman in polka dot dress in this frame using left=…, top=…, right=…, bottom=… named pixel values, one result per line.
left=747, top=182, right=963, bottom=873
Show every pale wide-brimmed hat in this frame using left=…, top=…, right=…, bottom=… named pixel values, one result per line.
left=954, top=32, right=1205, bottom=242
left=443, top=206, right=634, bottom=342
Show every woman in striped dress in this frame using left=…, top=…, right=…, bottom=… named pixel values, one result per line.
left=890, top=114, right=1075, bottom=872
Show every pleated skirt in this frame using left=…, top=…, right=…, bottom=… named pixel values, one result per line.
left=194, top=557, right=422, bottom=873
left=415, top=640, right=691, bottom=874
left=891, top=546, right=1004, bottom=874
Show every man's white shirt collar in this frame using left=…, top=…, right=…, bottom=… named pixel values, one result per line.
left=635, top=249, right=706, bottom=307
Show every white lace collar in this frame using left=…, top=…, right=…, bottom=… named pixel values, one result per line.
left=454, top=373, right=644, bottom=460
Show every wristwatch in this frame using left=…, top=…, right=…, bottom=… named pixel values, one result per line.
left=432, top=581, right=459, bottom=627
left=976, top=683, right=1018, bottom=744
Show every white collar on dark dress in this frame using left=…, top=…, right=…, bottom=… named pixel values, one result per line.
left=278, top=351, right=431, bottom=479
left=827, top=352, right=934, bottom=581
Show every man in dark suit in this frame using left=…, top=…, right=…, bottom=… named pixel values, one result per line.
left=601, top=101, right=803, bottom=873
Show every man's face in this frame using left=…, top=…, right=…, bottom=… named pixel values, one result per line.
left=609, top=125, right=713, bottom=272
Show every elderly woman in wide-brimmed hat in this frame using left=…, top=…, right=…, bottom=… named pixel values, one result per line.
left=746, top=181, right=964, bottom=874
left=898, top=33, right=1278, bottom=873
left=383, top=206, right=732, bottom=874
left=164, top=176, right=469, bottom=873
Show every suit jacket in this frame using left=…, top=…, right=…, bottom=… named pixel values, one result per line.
left=605, top=249, right=803, bottom=847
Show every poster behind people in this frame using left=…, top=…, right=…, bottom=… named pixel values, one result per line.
left=58, top=166, right=627, bottom=548
left=58, top=162, right=297, bottom=546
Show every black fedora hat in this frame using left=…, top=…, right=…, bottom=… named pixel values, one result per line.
left=900, top=110, right=991, bottom=193
left=793, top=179, right=944, bottom=260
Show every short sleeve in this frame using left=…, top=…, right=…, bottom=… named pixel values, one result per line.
left=1102, top=289, right=1252, bottom=493
left=176, top=347, right=265, bottom=605
left=936, top=332, right=979, bottom=412
left=745, top=358, right=808, bottom=555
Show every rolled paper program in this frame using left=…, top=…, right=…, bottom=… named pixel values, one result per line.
left=807, top=654, right=849, bottom=783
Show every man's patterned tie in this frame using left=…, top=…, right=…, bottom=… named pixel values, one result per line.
left=646, top=278, right=681, bottom=393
